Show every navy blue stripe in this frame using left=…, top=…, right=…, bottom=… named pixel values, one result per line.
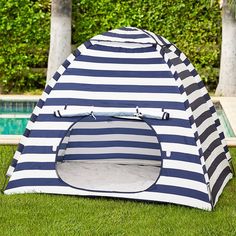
left=6, top=178, right=66, bottom=189
left=22, top=146, right=54, bottom=154
left=63, top=68, right=173, bottom=78
left=45, top=98, right=186, bottom=110
left=15, top=162, right=55, bottom=171
left=66, top=141, right=160, bottom=149
left=30, top=113, right=38, bottom=122
left=44, top=85, right=52, bottom=94
left=118, top=27, right=138, bottom=32
left=75, top=55, right=165, bottom=64
left=161, top=168, right=205, bottom=183
left=102, top=31, right=149, bottom=39
left=18, top=143, right=24, bottom=152
left=28, top=130, right=66, bottom=138
left=183, top=58, right=190, bottom=66
left=149, top=184, right=209, bottom=203
left=70, top=128, right=155, bottom=136
left=170, top=152, right=200, bottom=164
left=159, top=135, right=196, bottom=145
left=37, top=99, right=44, bottom=108
left=23, top=129, right=30, bottom=137
left=88, top=44, right=156, bottom=53
left=62, top=59, right=70, bottom=69
left=11, top=158, right=18, bottom=168
left=62, top=153, right=162, bottom=161
left=53, top=72, right=61, bottom=81
left=54, top=83, right=179, bottom=94
left=26, top=127, right=156, bottom=139
left=198, top=80, right=205, bottom=89
left=191, top=69, right=198, bottom=77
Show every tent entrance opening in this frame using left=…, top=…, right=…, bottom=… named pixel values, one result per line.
left=56, top=116, right=162, bottom=193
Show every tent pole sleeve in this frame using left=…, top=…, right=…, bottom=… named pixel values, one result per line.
left=54, top=108, right=170, bottom=120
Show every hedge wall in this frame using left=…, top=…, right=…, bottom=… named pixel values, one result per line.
left=0, top=0, right=221, bottom=93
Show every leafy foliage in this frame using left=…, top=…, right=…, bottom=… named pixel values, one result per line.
left=0, top=0, right=50, bottom=93
left=0, top=0, right=221, bottom=93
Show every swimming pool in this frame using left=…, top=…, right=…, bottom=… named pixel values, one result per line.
left=0, top=100, right=235, bottom=137
left=0, top=100, right=36, bottom=135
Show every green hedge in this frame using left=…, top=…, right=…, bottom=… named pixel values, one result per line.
left=0, top=0, right=50, bottom=93
left=0, top=0, right=221, bottom=93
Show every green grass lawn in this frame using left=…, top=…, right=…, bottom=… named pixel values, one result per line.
left=0, top=146, right=236, bottom=236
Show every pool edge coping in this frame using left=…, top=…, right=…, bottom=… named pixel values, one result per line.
left=0, top=95, right=40, bottom=102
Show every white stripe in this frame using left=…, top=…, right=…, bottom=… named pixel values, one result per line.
left=4, top=186, right=212, bottom=210
left=22, top=138, right=61, bottom=146
left=161, top=143, right=199, bottom=155
left=39, top=92, right=48, bottom=103
left=69, top=60, right=169, bottom=71
left=49, top=90, right=184, bottom=102
left=68, top=134, right=158, bottom=143
left=65, top=147, right=161, bottom=156
left=12, top=151, right=21, bottom=161
left=17, top=154, right=56, bottom=163
left=66, top=53, right=75, bottom=63
left=31, top=106, right=41, bottom=117
left=174, top=63, right=188, bottom=74
left=110, top=29, right=141, bottom=35
left=29, top=122, right=72, bottom=130
left=27, top=120, right=155, bottom=131
left=47, top=78, right=57, bottom=88
left=59, top=75, right=176, bottom=86
left=157, top=176, right=207, bottom=194
left=57, top=65, right=66, bottom=75
left=91, top=35, right=155, bottom=44
left=83, top=49, right=161, bottom=58
left=91, top=41, right=153, bottom=49
left=162, top=159, right=203, bottom=174
left=6, top=166, right=15, bottom=177
left=10, top=170, right=58, bottom=181
left=182, top=76, right=194, bottom=88
left=153, top=126, right=194, bottom=137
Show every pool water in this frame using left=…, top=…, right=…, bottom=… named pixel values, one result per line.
left=215, top=103, right=235, bottom=137
left=0, top=101, right=36, bottom=135
left=0, top=118, right=29, bottom=135
left=0, top=101, right=235, bottom=137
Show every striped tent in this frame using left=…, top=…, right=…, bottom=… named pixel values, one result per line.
left=5, top=27, right=233, bottom=210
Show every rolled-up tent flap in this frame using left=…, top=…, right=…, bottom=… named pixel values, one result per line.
left=54, top=106, right=170, bottom=120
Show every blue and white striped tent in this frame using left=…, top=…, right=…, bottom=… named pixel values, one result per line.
left=5, top=27, right=233, bottom=210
